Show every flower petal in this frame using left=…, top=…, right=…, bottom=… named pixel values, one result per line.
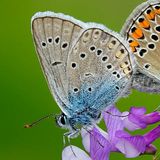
left=90, top=127, right=111, bottom=160
left=103, top=106, right=124, bottom=143
left=122, top=111, right=141, bottom=131
left=130, top=107, right=146, bottom=115
left=81, top=126, right=109, bottom=153
left=128, top=107, right=160, bottom=129
left=144, top=125, right=160, bottom=145
left=62, top=146, right=91, bottom=160
left=115, top=131, right=146, bottom=158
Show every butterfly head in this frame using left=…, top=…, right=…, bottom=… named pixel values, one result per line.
left=55, top=113, right=69, bottom=128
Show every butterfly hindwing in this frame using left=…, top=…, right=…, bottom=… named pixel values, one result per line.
left=132, top=69, right=160, bottom=93
left=32, top=12, right=87, bottom=115
left=67, top=26, right=133, bottom=114
left=121, top=0, right=160, bottom=86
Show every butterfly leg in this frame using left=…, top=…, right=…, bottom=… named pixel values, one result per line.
left=63, top=129, right=80, bottom=146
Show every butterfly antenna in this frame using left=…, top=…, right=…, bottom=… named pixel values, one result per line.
left=24, top=113, right=55, bottom=128
left=154, top=105, right=160, bottom=112
left=105, top=111, right=129, bottom=117
left=153, top=151, right=160, bottom=160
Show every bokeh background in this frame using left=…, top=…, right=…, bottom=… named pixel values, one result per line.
left=0, top=0, right=160, bottom=159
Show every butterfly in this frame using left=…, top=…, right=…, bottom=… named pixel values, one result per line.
left=121, top=0, right=160, bottom=93
left=30, top=0, right=160, bottom=139
left=31, top=11, right=134, bottom=138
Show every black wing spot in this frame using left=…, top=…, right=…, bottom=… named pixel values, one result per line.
left=102, top=56, right=108, bottom=62
left=89, top=45, right=96, bottom=52
left=73, top=88, right=79, bottom=93
left=85, top=73, right=93, bottom=77
left=139, top=49, right=147, bottom=57
left=148, top=43, right=155, bottom=50
left=88, top=88, right=92, bottom=92
left=80, top=53, right=86, bottom=59
left=106, top=64, right=112, bottom=70
left=112, top=71, right=117, bottom=75
left=151, top=34, right=159, bottom=41
left=41, top=42, right=47, bottom=47
left=62, top=42, right=68, bottom=49
left=139, top=17, right=144, bottom=23
left=52, top=61, right=62, bottom=66
left=48, top=37, right=53, bottom=43
left=155, top=26, right=160, bottom=32
left=71, top=62, right=77, bottom=68
left=146, top=9, right=151, bottom=14
left=131, top=27, right=136, bottom=33
left=115, top=86, right=120, bottom=90
left=111, top=40, right=116, bottom=45
left=155, top=6, right=160, bottom=10
left=54, top=36, right=60, bottom=44
left=144, top=63, right=151, bottom=69
left=96, top=49, right=103, bottom=56
left=120, top=48, right=125, bottom=54
left=117, top=74, right=121, bottom=79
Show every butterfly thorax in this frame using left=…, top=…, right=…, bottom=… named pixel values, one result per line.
left=56, top=108, right=101, bottom=131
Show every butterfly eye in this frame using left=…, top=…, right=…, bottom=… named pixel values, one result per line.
left=60, top=116, right=66, bottom=125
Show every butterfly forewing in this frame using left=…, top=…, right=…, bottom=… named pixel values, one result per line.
left=32, top=12, right=86, bottom=115
left=67, top=27, right=133, bottom=113
left=121, top=0, right=160, bottom=82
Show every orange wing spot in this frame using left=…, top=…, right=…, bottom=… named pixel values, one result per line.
left=130, top=41, right=139, bottom=47
left=139, top=20, right=150, bottom=29
left=131, top=28, right=144, bottom=39
left=131, top=46, right=136, bottom=52
left=146, top=11, right=156, bottom=20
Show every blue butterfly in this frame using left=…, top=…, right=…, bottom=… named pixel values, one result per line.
left=30, top=11, right=134, bottom=138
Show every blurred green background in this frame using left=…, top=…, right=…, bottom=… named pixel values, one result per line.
left=0, top=0, right=160, bottom=159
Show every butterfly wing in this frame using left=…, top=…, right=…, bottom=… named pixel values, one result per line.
left=66, top=25, right=134, bottom=114
left=121, top=0, right=160, bottom=87
left=132, top=69, right=160, bottom=93
left=31, top=12, right=87, bottom=115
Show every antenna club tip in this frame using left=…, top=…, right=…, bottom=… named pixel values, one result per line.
left=24, top=124, right=32, bottom=128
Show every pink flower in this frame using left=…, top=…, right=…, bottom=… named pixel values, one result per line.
left=62, top=106, right=160, bottom=160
